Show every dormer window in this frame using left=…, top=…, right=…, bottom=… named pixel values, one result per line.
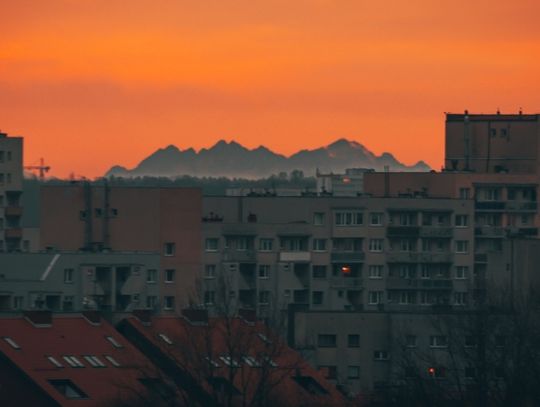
left=2, top=337, right=20, bottom=350
left=105, top=336, right=123, bottom=348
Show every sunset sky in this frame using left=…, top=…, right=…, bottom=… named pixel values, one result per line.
left=1, top=0, right=540, bottom=178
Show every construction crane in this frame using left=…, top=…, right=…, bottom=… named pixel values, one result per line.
left=25, top=158, right=51, bottom=180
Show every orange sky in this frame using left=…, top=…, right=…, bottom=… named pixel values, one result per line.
left=1, top=0, right=540, bottom=178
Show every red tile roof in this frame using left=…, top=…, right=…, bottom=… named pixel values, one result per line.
left=0, top=313, right=165, bottom=406
left=120, top=314, right=349, bottom=406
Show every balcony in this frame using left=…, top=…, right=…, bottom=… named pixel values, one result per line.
left=386, top=252, right=453, bottom=263
left=280, top=252, right=311, bottom=262
left=505, top=201, right=537, bottom=212
left=386, top=226, right=419, bottom=238
left=474, top=253, right=488, bottom=263
left=419, top=279, right=453, bottom=290
left=386, top=277, right=419, bottom=289
left=330, top=252, right=365, bottom=263
left=330, top=277, right=362, bottom=288
left=4, top=206, right=23, bottom=217
left=419, top=227, right=453, bottom=238
left=222, top=249, right=256, bottom=263
left=519, top=227, right=538, bottom=236
left=4, top=227, right=22, bottom=240
left=474, top=226, right=505, bottom=238
left=475, top=201, right=505, bottom=211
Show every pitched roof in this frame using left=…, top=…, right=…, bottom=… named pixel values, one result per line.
left=0, top=312, right=164, bottom=406
left=120, top=313, right=349, bottom=406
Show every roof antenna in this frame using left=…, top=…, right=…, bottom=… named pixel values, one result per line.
left=496, top=108, right=500, bottom=115
left=519, top=107, right=523, bottom=115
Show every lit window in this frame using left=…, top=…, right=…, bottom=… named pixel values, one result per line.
left=104, top=355, right=121, bottom=367
left=3, top=337, right=20, bottom=350
left=105, top=336, right=123, bottom=348
left=47, top=356, right=63, bottom=368
left=158, top=333, right=173, bottom=345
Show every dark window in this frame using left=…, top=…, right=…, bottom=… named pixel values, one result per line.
left=317, top=334, right=336, bottom=348
left=48, top=379, right=88, bottom=399
left=348, top=334, right=360, bottom=347
left=312, top=265, right=327, bottom=279
left=293, top=376, right=328, bottom=395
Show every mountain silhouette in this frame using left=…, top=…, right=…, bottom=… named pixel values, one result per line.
left=106, top=138, right=430, bottom=178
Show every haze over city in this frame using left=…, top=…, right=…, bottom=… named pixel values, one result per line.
left=2, top=0, right=540, bottom=178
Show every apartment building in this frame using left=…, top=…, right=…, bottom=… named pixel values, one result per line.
left=39, top=184, right=202, bottom=312
left=201, top=196, right=475, bottom=315
left=0, top=132, right=24, bottom=252
left=0, top=252, right=160, bottom=318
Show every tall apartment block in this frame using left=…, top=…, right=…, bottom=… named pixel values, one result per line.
left=0, top=132, right=24, bottom=252
left=39, top=185, right=202, bottom=312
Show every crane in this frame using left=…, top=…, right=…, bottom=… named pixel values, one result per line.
left=25, top=158, right=51, bottom=180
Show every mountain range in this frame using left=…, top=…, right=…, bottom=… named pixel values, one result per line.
left=105, top=138, right=431, bottom=179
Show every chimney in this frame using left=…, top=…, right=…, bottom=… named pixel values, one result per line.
left=182, top=308, right=209, bottom=325
left=23, top=310, right=52, bottom=327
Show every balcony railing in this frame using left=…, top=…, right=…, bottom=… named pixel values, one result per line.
left=474, top=253, right=488, bottom=263
left=386, top=252, right=453, bottom=263
left=330, top=277, right=362, bottom=288
left=475, top=201, right=505, bottom=211
left=222, top=249, right=256, bottom=263
left=505, top=201, right=537, bottom=211
left=474, top=226, right=505, bottom=237
left=280, top=252, right=311, bottom=262
left=386, top=277, right=419, bottom=289
left=419, top=279, right=453, bottom=289
left=386, top=226, right=420, bottom=238
left=4, top=206, right=23, bottom=217
left=4, top=227, right=22, bottom=239
left=419, top=227, right=453, bottom=238
left=330, top=252, right=365, bottom=263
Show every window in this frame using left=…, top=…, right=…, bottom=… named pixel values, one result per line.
left=220, top=356, right=240, bottom=368
left=48, top=379, right=88, bottom=399
left=258, top=290, right=270, bottom=305
left=63, top=296, right=74, bottom=311
left=164, top=242, right=175, bottom=256
left=204, top=291, right=215, bottom=305
left=258, top=265, right=270, bottom=279
left=370, top=213, right=383, bottom=226
left=205, top=238, right=219, bottom=251
left=369, top=239, right=384, bottom=252
left=312, top=238, right=327, bottom=251
left=164, top=269, right=175, bottom=283
left=459, top=188, right=470, bottom=199
left=429, top=335, right=448, bottom=348
left=455, top=215, right=468, bottom=227
left=368, top=265, right=383, bottom=279
left=429, top=366, right=446, bottom=378
left=312, top=265, right=327, bottom=279
left=62, top=355, right=85, bottom=368
left=406, top=335, right=417, bottom=348
left=455, top=266, right=468, bottom=279
left=3, top=337, right=20, bottom=349
left=259, top=238, right=273, bottom=251
left=484, top=188, right=501, bottom=201
left=348, top=334, right=360, bottom=348
left=63, top=268, right=74, bottom=283
left=455, top=241, right=469, bottom=254
left=465, top=367, right=476, bottom=379
left=13, top=296, right=24, bottom=310
left=204, top=264, right=216, bottom=279
left=158, top=333, right=173, bottom=345
left=319, top=365, right=337, bottom=380
left=105, top=336, right=123, bottom=348
left=399, top=291, right=416, bottom=305
left=146, top=296, right=157, bottom=309
left=317, top=334, right=337, bottom=348
left=312, top=291, right=324, bottom=305
left=399, top=213, right=415, bottom=226
left=83, top=355, right=106, bottom=368
left=374, top=351, right=389, bottom=361
left=104, top=355, right=121, bottom=367
left=146, top=269, right=157, bottom=283
left=347, top=366, right=360, bottom=379
left=335, top=211, right=363, bottom=226
left=464, top=336, right=477, bottom=348
left=399, top=239, right=414, bottom=252
left=163, top=296, right=175, bottom=310
left=313, top=212, right=325, bottom=226
left=490, top=128, right=497, bottom=137
left=368, top=291, right=383, bottom=305
left=454, top=292, right=468, bottom=305
left=47, top=356, right=63, bottom=368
